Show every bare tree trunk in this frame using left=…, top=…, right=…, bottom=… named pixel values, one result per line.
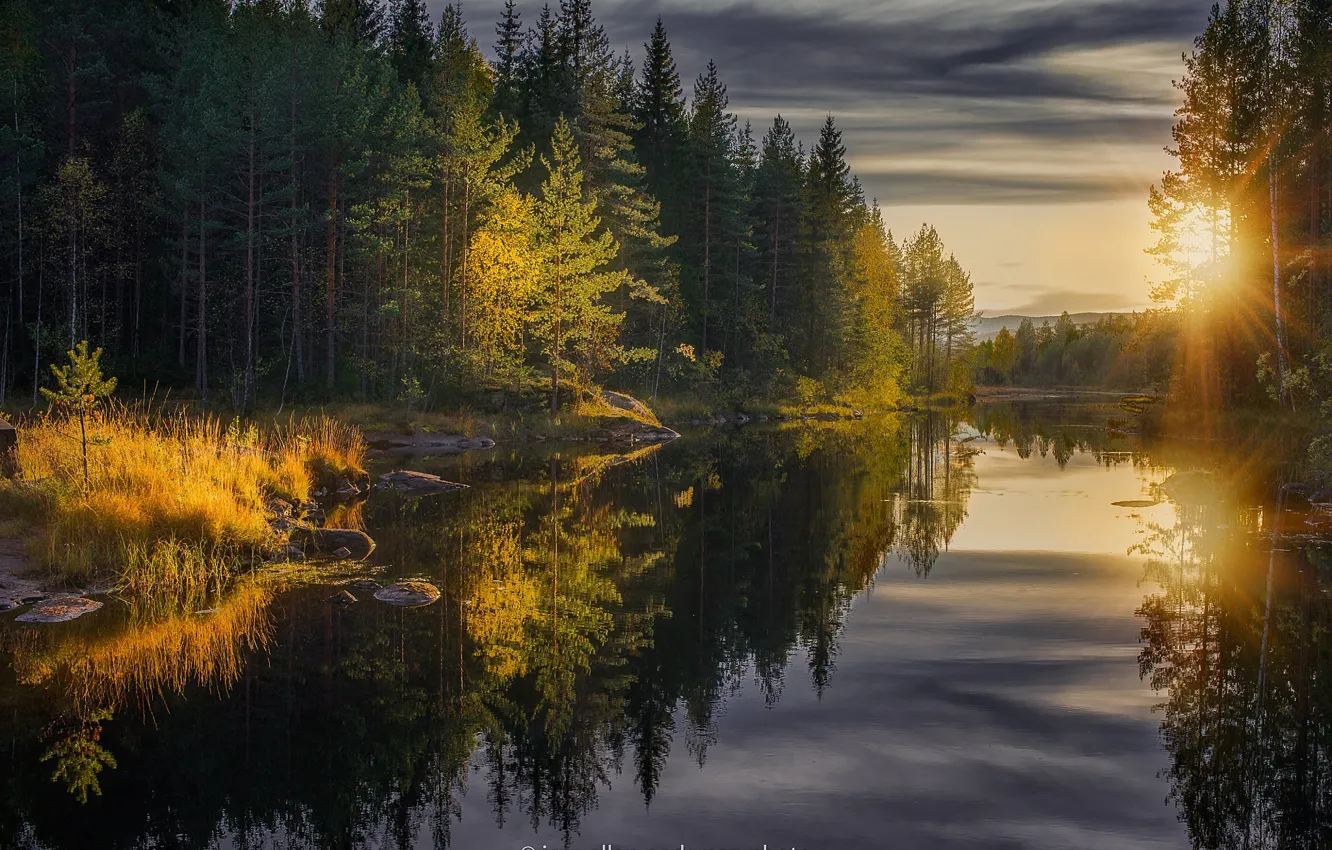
left=65, top=46, right=76, bottom=156
left=325, top=166, right=338, bottom=392
left=245, top=94, right=256, bottom=407
left=441, top=166, right=451, bottom=320
left=459, top=177, right=470, bottom=349
left=770, top=203, right=779, bottom=324
left=551, top=256, right=562, bottom=414
left=702, top=166, right=711, bottom=353
left=179, top=210, right=188, bottom=367
left=197, top=193, right=208, bottom=408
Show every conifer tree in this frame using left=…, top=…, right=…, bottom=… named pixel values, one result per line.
left=388, top=0, right=433, bottom=87
left=532, top=118, right=627, bottom=412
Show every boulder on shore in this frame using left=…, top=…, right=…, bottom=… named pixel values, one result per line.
left=602, top=391, right=658, bottom=423
left=293, top=528, right=376, bottom=561
left=374, top=581, right=441, bottom=608
left=592, top=419, right=680, bottom=445
left=377, top=470, right=469, bottom=497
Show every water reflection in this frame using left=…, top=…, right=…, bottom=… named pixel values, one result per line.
left=0, top=404, right=1312, bottom=848
left=1135, top=485, right=1332, bottom=849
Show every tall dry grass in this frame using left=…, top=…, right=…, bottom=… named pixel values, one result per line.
left=0, top=404, right=366, bottom=584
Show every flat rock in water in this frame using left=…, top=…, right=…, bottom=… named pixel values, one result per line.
left=378, top=470, right=468, bottom=496
left=332, top=546, right=353, bottom=560
left=294, top=528, right=376, bottom=561
left=1112, top=500, right=1161, bottom=508
left=327, top=589, right=358, bottom=605
left=15, top=596, right=102, bottom=623
left=1161, top=471, right=1218, bottom=506
left=351, top=579, right=382, bottom=591
left=374, top=581, right=441, bottom=608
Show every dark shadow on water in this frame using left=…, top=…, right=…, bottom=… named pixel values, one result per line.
left=0, top=403, right=1321, bottom=848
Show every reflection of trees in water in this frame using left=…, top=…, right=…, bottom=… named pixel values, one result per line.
left=971, top=400, right=1139, bottom=468
left=891, top=413, right=977, bottom=576
left=0, top=420, right=990, bottom=848
left=1136, top=498, right=1332, bottom=849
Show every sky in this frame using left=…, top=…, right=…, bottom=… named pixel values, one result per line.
left=426, top=0, right=1216, bottom=316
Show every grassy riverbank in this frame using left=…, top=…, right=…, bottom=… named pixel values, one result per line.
left=0, top=405, right=365, bottom=589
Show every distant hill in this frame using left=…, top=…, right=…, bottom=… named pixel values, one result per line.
left=973, top=313, right=1118, bottom=342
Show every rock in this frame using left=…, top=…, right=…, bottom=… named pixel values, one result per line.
left=332, top=546, right=353, bottom=560
left=20, top=595, right=44, bottom=605
left=1160, top=470, right=1218, bottom=506
left=293, top=528, right=376, bottom=561
left=592, top=419, right=680, bottom=445
left=15, top=596, right=102, bottom=623
left=327, top=590, right=357, bottom=605
left=1310, top=488, right=1332, bottom=506
left=378, top=470, right=469, bottom=497
left=735, top=413, right=751, bottom=425
left=602, top=391, right=658, bottom=422
left=374, top=581, right=441, bottom=608
left=351, top=579, right=382, bottom=591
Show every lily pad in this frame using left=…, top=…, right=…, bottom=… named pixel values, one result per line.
left=374, top=581, right=441, bottom=608
left=15, top=596, right=103, bottom=623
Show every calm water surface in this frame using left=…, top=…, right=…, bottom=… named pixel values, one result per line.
left=1, top=402, right=1323, bottom=850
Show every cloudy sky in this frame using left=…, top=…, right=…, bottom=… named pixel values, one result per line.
left=428, top=0, right=1214, bottom=315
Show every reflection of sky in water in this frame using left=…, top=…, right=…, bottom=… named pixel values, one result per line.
left=445, top=443, right=1187, bottom=850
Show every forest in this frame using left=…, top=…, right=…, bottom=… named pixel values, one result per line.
left=0, top=0, right=986, bottom=415
left=1144, top=1, right=1332, bottom=417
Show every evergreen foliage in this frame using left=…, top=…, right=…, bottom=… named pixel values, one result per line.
left=0, top=0, right=981, bottom=411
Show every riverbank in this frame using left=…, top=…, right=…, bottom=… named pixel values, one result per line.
left=0, top=405, right=368, bottom=599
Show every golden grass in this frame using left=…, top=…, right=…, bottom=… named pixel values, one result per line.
left=7, top=578, right=273, bottom=714
left=0, top=405, right=367, bottom=585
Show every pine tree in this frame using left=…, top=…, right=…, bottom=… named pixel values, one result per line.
left=688, top=60, right=736, bottom=355
left=754, top=115, right=803, bottom=328
left=532, top=118, right=627, bottom=412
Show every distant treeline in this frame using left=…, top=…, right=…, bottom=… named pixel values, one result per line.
left=0, top=0, right=979, bottom=411
left=971, top=312, right=1176, bottom=390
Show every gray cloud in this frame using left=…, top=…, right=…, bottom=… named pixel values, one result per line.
left=441, top=0, right=1207, bottom=206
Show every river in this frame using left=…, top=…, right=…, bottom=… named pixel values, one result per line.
left=1, top=400, right=1323, bottom=850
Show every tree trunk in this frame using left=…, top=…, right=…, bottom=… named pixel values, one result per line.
left=702, top=165, right=711, bottom=353
left=459, top=177, right=471, bottom=349
left=197, top=194, right=208, bottom=407
left=65, top=46, right=77, bottom=156
left=325, top=166, right=338, bottom=392
left=1271, top=157, right=1290, bottom=408
left=179, top=210, right=188, bottom=367
left=245, top=95, right=256, bottom=407
left=770, top=202, right=779, bottom=324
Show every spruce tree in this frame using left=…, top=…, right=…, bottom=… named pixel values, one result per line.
left=388, top=0, right=433, bottom=87
left=492, top=1, right=525, bottom=121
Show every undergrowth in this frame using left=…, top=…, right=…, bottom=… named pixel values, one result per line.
left=0, top=404, right=366, bottom=586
